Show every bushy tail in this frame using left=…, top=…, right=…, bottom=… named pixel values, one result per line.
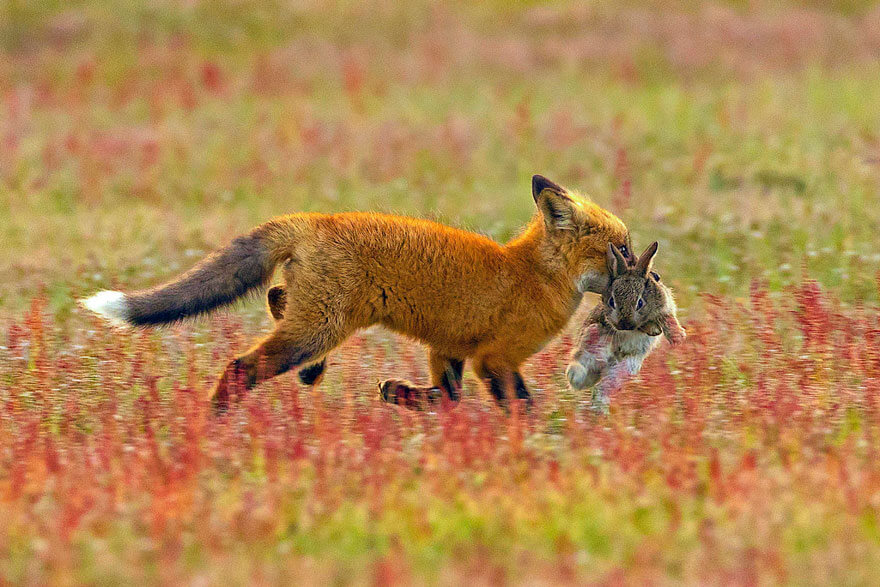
left=80, top=220, right=297, bottom=327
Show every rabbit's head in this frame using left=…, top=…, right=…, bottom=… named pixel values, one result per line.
left=601, top=242, right=669, bottom=332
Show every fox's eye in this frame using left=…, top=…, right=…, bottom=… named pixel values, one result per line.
left=608, top=296, right=616, bottom=309
left=618, top=244, right=629, bottom=258
left=637, top=298, right=644, bottom=310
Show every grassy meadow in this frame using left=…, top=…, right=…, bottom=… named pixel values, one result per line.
left=3, top=0, right=880, bottom=583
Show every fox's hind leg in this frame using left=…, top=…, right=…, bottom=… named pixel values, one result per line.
left=474, top=356, right=532, bottom=411
left=266, top=284, right=327, bottom=386
left=379, top=350, right=463, bottom=409
left=210, top=317, right=346, bottom=414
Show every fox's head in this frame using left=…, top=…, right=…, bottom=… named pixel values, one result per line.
left=530, top=175, right=631, bottom=295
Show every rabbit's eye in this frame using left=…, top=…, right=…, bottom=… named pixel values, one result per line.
left=608, top=296, right=616, bottom=309
left=650, top=271, right=660, bottom=281
left=637, top=298, right=644, bottom=310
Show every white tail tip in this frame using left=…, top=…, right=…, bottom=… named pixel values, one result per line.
left=80, top=290, right=130, bottom=326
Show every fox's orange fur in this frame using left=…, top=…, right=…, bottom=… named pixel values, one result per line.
left=81, top=176, right=630, bottom=411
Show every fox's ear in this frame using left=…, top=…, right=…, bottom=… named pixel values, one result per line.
left=532, top=175, right=567, bottom=201
left=635, top=241, right=659, bottom=276
left=532, top=175, right=577, bottom=232
left=607, top=243, right=627, bottom=277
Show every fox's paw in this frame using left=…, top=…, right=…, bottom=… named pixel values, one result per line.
left=379, top=379, right=442, bottom=410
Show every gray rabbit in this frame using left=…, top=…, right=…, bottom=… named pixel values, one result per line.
left=566, top=242, right=685, bottom=412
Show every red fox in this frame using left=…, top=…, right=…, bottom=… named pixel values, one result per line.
left=81, top=175, right=632, bottom=412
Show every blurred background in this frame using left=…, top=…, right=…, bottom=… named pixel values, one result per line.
left=2, top=0, right=880, bottom=323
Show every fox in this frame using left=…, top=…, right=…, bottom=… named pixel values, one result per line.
left=80, top=175, right=632, bottom=413
left=566, top=242, right=686, bottom=412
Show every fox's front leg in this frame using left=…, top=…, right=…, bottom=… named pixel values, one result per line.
left=379, top=350, right=464, bottom=410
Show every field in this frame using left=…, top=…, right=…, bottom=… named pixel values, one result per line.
left=3, top=0, right=880, bottom=583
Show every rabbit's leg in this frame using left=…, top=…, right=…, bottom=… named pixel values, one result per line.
left=567, top=324, right=610, bottom=391
left=660, top=313, right=687, bottom=345
left=566, top=352, right=604, bottom=390
left=591, top=356, right=643, bottom=414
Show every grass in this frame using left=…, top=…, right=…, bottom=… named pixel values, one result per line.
left=3, top=0, right=880, bottom=583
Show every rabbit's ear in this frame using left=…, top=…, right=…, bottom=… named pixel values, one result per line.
left=639, top=321, right=663, bottom=337
left=607, top=243, right=627, bottom=277
left=635, top=241, right=659, bottom=276
left=661, top=314, right=686, bottom=345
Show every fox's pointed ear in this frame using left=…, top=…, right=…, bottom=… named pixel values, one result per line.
left=532, top=175, right=566, bottom=201
left=635, top=241, right=659, bottom=276
left=607, top=243, right=627, bottom=277
left=532, top=175, right=577, bottom=231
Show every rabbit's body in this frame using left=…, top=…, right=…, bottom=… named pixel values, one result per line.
left=566, top=321, right=658, bottom=395
left=566, top=242, right=684, bottom=412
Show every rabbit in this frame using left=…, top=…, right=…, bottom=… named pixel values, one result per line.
left=566, top=241, right=686, bottom=413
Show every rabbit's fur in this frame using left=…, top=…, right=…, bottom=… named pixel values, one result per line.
left=566, top=242, right=685, bottom=412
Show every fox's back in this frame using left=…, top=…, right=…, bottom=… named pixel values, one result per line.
left=287, top=212, right=567, bottom=356
left=319, top=212, right=507, bottom=267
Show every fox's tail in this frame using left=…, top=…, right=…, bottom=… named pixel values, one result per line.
left=80, top=219, right=300, bottom=327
